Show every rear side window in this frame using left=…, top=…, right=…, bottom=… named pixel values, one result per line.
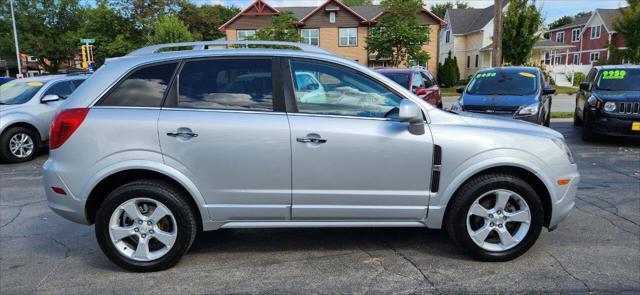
left=71, top=79, right=85, bottom=88
left=176, top=59, right=273, bottom=111
left=99, top=63, right=177, bottom=107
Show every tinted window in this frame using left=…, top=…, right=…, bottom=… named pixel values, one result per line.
left=381, top=73, right=410, bottom=89
left=595, top=68, right=640, bottom=91
left=291, top=60, right=402, bottom=119
left=467, top=70, right=538, bottom=96
left=421, top=72, right=436, bottom=88
left=0, top=81, right=43, bottom=105
left=99, top=63, right=177, bottom=107
left=71, top=79, right=85, bottom=88
left=412, top=73, right=424, bottom=89
left=177, top=59, right=273, bottom=111
left=44, top=81, right=74, bottom=97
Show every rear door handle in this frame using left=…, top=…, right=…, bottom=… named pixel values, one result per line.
left=296, top=137, right=327, bottom=144
left=167, top=128, right=198, bottom=138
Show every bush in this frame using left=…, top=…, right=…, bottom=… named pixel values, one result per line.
left=573, top=72, right=586, bottom=86
left=438, top=51, right=460, bottom=87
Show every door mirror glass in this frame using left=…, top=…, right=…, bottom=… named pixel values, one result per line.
left=543, top=87, right=556, bottom=95
left=399, top=99, right=423, bottom=124
left=41, top=94, right=60, bottom=103
left=415, top=88, right=428, bottom=96
left=579, top=82, right=591, bottom=91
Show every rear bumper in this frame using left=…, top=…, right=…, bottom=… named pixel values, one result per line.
left=42, top=159, right=90, bottom=224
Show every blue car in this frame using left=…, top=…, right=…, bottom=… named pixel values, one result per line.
left=451, top=67, right=556, bottom=126
left=0, top=77, right=15, bottom=86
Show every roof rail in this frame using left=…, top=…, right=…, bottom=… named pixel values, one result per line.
left=127, top=40, right=332, bottom=56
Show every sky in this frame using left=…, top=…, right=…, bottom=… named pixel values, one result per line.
left=190, top=0, right=629, bottom=23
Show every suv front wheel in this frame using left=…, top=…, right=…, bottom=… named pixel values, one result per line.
left=446, top=173, right=544, bottom=261
left=95, top=180, right=197, bottom=272
left=0, top=127, right=39, bottom=163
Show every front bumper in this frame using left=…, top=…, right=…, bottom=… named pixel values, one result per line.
left=586, top=111, right=640, bottom=137
left=548, top=164, right=580, bottom=228
left=42, top=159, right=90, bottom=224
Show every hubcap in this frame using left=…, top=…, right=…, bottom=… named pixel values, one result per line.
left=466, top=189, right=531, bottom=252
left=9, top=133, right=34, bottom=158
left=108, top=198, right=177, bottom=262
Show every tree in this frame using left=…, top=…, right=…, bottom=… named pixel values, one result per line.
left=367, top=0, right=430, bottom=67
left=502, top=0, right=542, bottom=65
left=341, top=0, right=373, bottom=6
left=430, top=1, right=469, bottom=19
left=112, top=0, right=185, bottom=33
left=177, top=3, right=240, bottom=41
left=574, top=11, right=592, bottom=18
left=438, top=51, right=459, bottom=87
left=147, top=15, right=193, bottom=45
left=608, top=0, right=640, bottom=64
left=548, top=15, right=573, bottom=30
left=247, top=11, right=301, bottom=42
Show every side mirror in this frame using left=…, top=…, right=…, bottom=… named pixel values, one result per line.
left=456, top=87, right=465, bottom=94
left=543, top=87, right=556, bottom=95
left=41, top=94, right=61, bottom=103
left=399, top=99, right=423, bottom=124
left=579, top=82, right=590, bottom=91
left=415, top=88, right=428, bottom=96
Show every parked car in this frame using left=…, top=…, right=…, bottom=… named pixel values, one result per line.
left=451, top=67, right=556, bottom=126
left=43, top=41, right=578, bottom=272
left=574, top=65, right=640, bottom=140
left=0, top=74, right=88, bottom=163
left=0, top=77, right=15, bottom=86
left=376, top=67, right=443, bottom=108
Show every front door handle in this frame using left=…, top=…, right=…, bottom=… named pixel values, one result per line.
left=296, top=137, right=327, bottom=144
left=167, top=128, right=198, bottom=138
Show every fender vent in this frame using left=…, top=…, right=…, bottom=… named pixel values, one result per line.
left=430, top=145, right=442, bottom=193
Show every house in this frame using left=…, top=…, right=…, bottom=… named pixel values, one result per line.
left=548, top=8, right=626, bottom=66
left=218, top=0, right=445, bottom=75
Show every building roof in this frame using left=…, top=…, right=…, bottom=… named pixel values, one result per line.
left=447, top=0, right=508, bottom=35
left=551, top=13, right=591, bottom=31
left=349, top=5, right=384, bottom=20
left=277, top=6, right=315, bottom=20
left=596, top=8, right=623, bottom=32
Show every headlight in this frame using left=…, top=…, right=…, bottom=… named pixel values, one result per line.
left=587, top=95, right=603, bottom=109
left=451, top=100, right=463, bottom=112
left=551, top=137, right=575, bottom=164
left=604, top=101, right=616, bottom=112
left=515, top=102, right=539, bottom=116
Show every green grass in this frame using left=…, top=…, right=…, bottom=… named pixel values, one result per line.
left=554, top=86, right=578, bottom=95
left=551, top=112, right=574, bottom=119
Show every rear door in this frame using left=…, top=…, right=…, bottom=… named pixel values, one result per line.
left=158, top=57, right=292, bottom=222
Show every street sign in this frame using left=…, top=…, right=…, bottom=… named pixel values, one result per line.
left=80, top=38, right=95, bottom=44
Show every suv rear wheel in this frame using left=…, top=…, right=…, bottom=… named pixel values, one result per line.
left=446, top=173, right=544, bottom=261
left=0, top=126, right=39, bottom=163
left=95, top=180, right=197, bottom=272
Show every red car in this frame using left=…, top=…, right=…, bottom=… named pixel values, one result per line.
left=376, top=67, right=443, bottom=108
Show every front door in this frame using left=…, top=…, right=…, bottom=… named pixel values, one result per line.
left=286, top=59, right=434, bottom=221
left=158, top=58, right=291, bottom=222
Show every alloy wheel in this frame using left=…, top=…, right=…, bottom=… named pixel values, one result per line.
left=9, top=133, right=34, bottom=159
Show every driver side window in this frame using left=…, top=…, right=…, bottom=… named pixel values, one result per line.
left=290, top=60, right=402, bottom=119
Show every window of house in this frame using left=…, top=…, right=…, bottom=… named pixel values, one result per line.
left=590, top=25, right=601, bottom=39
left=445, top=30, right=451, bottom=43
left=590, top=52, right=600, bottom=62
left=475, top=55, right=479, bottom=68
left=176, top=59, right=273, bottom=111
left=555, top=31, right=564, bottom=43
left=571, top=28, right=581, bottom=42
left=301, top=29, right=319, bottom=46
left=329, top=12, right=336, bottom=23
left=466, top=56, right=470, bottom=68
left=339, top=28, right=357, bottom=46
left=99, top=62, right=178, bottom=107
left=236, top=30, right=256, bottom=41
left=573, top=53, right=579, bottom=64
left=555, top=56, right=561, bottom=64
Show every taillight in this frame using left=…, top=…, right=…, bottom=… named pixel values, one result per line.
left=49, top=108, right=89, bottom=149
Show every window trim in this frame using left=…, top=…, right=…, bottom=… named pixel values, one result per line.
left=466, top=56, right=470, bottom=69
left=338, top=27, right=358, bottom=47
left=93, top=60, right=180, bottom=108
left=300, top=28, right=320, bottom=46
left=329, top=12, right=336, bottom=23
left=589, top=52, right=600, bottom=62
left=573, top=53, right=579, bottom=64
left=556, top=31, right=565, bottom=43
left=571, top=28, right=581, bottom=42
left=590, top=25, right=601, bottom=39
left=236, top=29, right=256, bottom=41
left=284, top=57, right=413, bottom=121
left=475, top=55, right=479, bottom=68
left=445, top=30, right=451, bottom=43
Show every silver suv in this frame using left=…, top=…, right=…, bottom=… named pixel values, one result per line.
left=43, top=41, right=579, bottom=272
left=0, top=74, right=88, bottom=162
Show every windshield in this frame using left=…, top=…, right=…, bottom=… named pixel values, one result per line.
left=0, top=80, right=44, bottom=105
left=466, top=70, right=538, bottom=96
left=381, top=73, right=410, bottom=90
left=595, top=69, right=640, bottom=91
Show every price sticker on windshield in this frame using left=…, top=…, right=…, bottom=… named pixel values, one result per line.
left=476, top=72, right=497, bottom=78
left=602, top=70, right=626, bottom=80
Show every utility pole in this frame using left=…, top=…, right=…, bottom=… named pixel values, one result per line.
left=9, top=0, right=22, bottom=78
left=492, top=0, right=503, bottom=67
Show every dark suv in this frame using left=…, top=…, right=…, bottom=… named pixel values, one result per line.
left=574, top=65, right=640, bottom=140
left=377, top=67, right=442, bottom=108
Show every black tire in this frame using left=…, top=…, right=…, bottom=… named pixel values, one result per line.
left=581, top=112, right=595, bottom=141
left=543, top=112, right=551, bottom=127
left=95, top=179, right=197, bottom=272
left=0, top=126, right=39, bottom=163
left=445, top=173, right=544, bottom=262
left=573, top=109, right=582, bottom=126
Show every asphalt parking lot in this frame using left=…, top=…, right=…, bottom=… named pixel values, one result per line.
left=1, top=122, right=638, bottom=294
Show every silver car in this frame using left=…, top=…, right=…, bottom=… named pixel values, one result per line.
left=0, top=74, right=88, bottom=162
left=43, top=41, right=579, bottom=272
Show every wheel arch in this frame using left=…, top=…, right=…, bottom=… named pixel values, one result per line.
left=84, top=168, right=206, bottom=232
left=1, top=121, right=43, bottom=143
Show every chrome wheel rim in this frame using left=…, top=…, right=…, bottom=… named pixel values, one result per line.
left=9, top=133, right=34, bottom=158
left=109, top=198, right=177, bottom=262
left=466, top=189, right=531, bottom=252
